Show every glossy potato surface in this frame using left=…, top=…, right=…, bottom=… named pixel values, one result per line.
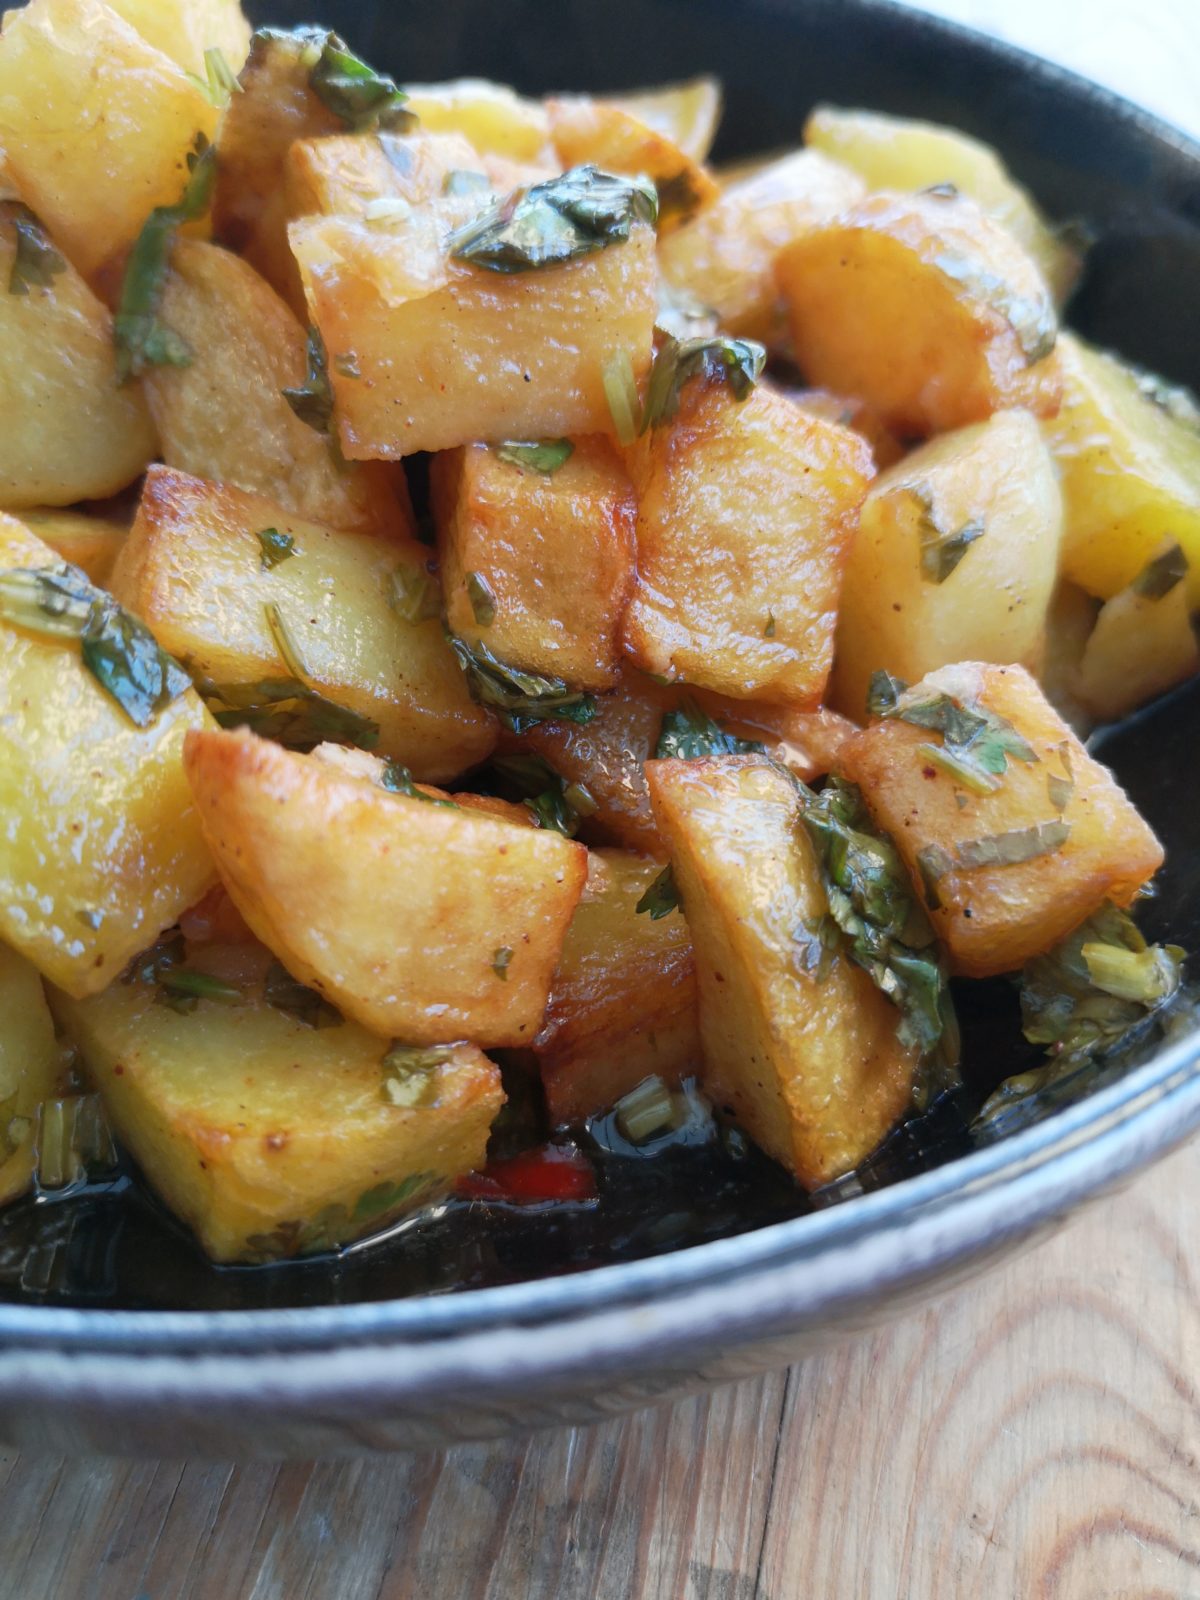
left=546, top=97, right=718, bottom=227
left=15, top=507, right=129, bottom=586
left=1076, top=573, right=1200, bottom=722
left=0, top=943, right=62, bottom=1205
left=105, top=0, right=250, bottom=76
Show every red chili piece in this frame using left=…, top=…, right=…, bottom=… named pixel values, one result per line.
left=457, top=1143, right=597, bottom=1204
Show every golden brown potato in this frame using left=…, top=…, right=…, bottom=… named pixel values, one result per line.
left=0, top=0, right=218, bottom=283
left=1045, top=332, right=1200, bottom=603
left=0, top=942, right=64, bottom=1205
left=1076, top=551, right=1200, bottom=721
left=535, top=850, right=700, bottom=1124
left=51, top=940, right=502, bottom=1262
left=804, top=104, right=1080, bottom=303
left=432, top=437, right=636, bottom=692
left=401, top=78, right=551, bottom=160
left=789, top=388, right=906, bottom=470
left=184, top=729, right=589, bottom=1046
left=0, top=516, right=216, bottom=996
left=622, top=378, right=874, bottom=705
left=111, top=467, right=496, bottom=781
left=105, top=0, right=250, bottom=77
left=305, top=743, right=534, bottom=825
left=646, top=754, right=918, bottom=1188
left=0, top=205, right=156, bottom=507
left=145, top=239, right=406, bottom=537
left=692, top=694, right=860, bottom=783
left=286, top=129, right=487, bottom=221
left=658, top=149, right=866, bottom=342
left=606, top=78, right=721, bottom=163
left=16, top=507, right=129, bottom=585
left=840, top=662, right=1164, bottom=977
left=775, top=189, right=1062, bottom=436
left=290, top=201, right=658, bottom=456
left=832, top=409, right=1063, bottom=719
left=546, top=97, right=719, bottom=228
left=1036, top=581, right=1099, bottom=732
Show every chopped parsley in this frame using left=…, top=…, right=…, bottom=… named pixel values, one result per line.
left=898, top=485, right=985, bottom=583
left=6, top=205, right=66, bottom=295
left=379, top=761, right=458, bottom=808
left=185, top=45, right=242, bottom=108
left=306, top=31, right=414, bottom=132
left=465, top=571, right=497, bottom=626
left=495, top=439, right=574, bottom=474
left=1131, top=542, right=1188, bottom=600
left=388, top=564, right=441, bottom=624
left=381, top=1043, right=452, bottom=1107
left=256, top=527, right=296, bottom=570
left=264, top=960, right=342, bottom=1028
left=282, top=325, right=334, bottom=434
left=867, top=670, right=1037, bottom=795
left=446, top=635, right=596, bottom=732
left=492, top=946, right=513, bottom=981
left=641, top=334, right=766, bottom=432
left=488, top=753, right=597, bottom=836
left=636, top=861, right=682, bottom=920
left=447, top=165, right=657, bottom=274
left=654, top=699, right=764, bottom=761
left=602, top=348, right=641, bottom=445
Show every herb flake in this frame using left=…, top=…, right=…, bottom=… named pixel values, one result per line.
left=264, top=960, right=343, bottom=1028
left=6, top=205, right=66, bottom=295
left=379, top=761, right=458, bottom=808
left=446, top=634, right=596, bottom=732
left=185, top=45, right=242, bottom=108
left=495, top=438, right=574, bottom=474
left=636, top=861, right=682, bottom=920
left=641, top=334, right=766, bottom=432
left=655, top=699, right=764, bottom=761
left=307, top=32, right=414, bottom=132
left=868, top=670, right=1037, bottom=794
left=257, top=527, right=296, bottom=570
left=282, top=325, right=334, bottom=434
left=488, top=753, right=596, bottom=836
left=388, top=564, right=441, bottom=624
left=381, top=1042, right=452, bottom=1107
left=1132, top=542, right=1189, bottom=600
left=448, top=164, right=657, bottom=274
left=953, top=819, right=1070, bottom=870
left=465, top=571, right=496, bottom=626
left=492, top=946, right=513, bottom=981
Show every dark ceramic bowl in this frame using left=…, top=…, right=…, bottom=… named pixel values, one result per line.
left=4, top=0, right=1200, bottom=1456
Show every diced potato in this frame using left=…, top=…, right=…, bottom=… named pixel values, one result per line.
left=110, top=467, right=496, bottom=780
left=1076, top=558, right=1200, bottom=721
left=658, top=149, right=866, bottom=343
left=546, top=97, right=719, bottom=228
left=183, top=729, right=589, bottom=1045
left=832, top=410, right=1063, bottom=720
left=51, top=942, right=502, bottom=1262
left=535, top=850, right=700, bottom=1124
left=286, top=129, right=488, bottom=220
left=775, top=189, right=1062, bottom=436
left=506, top=668, right=680, bottom=854
left=291, top=204, right=658, bottom=457
left=1037, top=580, right=1099, bottom=732
left=431, top=437, right=636, bottom=691
left=622, top=380, right=873, bottom=705
left=0, top=0, right=217, bottom=283
left=0, top=205, right=156, bottom=508
left=308, top=742, right=532, bottom=824
left=607, top=77, right=721, bottom=163
left=805, top=104, right=1080, bottom=303
left=0, top=943, right=63, bottom=1205
left=1046, top=332, right=1200, bottom=603
left=402, top=79, right=551, bottom=161
left=16, top=507, right=128, bottom=585
left=646, top=754, right=917, bottom=1188
left=840, top=662, right=1164, bottom=977
left=144, top=239, right=406, bottom=538
left=692, top=693, right=860, bottom=782
left=105, top=0, right=250, bottom=77
left=0, top=516, right=216, bottom=996
left=789, top=388, right=905, bottom=470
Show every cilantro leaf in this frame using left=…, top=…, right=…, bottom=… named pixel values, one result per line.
left=654, top=699, right=765, bottom=761
left=307, top=31, right=414, bottom=133
left=256, top=527, right=296, bottom=570
left=495, top=439, right=575, bottom=474
left=488, top=753, right=597, bottom=837
left=641, top=334, right=766, bottom=432
left=263, top=960, right=343, bottom=1028
left=867, top=670, right=1037, bottom=795
left=447, top=165, right=657, bottom=274
left=636, top=861, right=682, bottom=920
left=6, top=205, right=66, bottom=295
left=446, top=634, right=596, bottom=732
left=282, top=325, right=334, bottom=434
left=1131, top=542, right=1188, bottom=600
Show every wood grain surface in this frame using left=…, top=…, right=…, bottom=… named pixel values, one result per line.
left=2, top=1138, right=1199, bottom=1599
left=3, top=4, right=1200, bottom=1598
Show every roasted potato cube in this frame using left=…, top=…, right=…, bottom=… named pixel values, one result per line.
left=804, top=104, right=1080, bottom=303
left=0, top=205, right=156, bottom=508
left=658, top=149, right=865, bottom=343
left=1076, top=551, right=1200, bottom=721
left=832, top=409, right=1063, bottom=720
left=290, top=204, right=658, bottom=457
left=622, top=380, right=873, bottom=705
left=1046, top=332, right=1200, bottom=603
left=401, top=78, right=551, bottom=161
left=105, top=0, right=250, bottom=77
left=775, top=189, right=1061, bottom=436
left=286, top=129, right=488, bottom=221
left=184, top=729, right=588, bottom=1045
left=840, top=662, right=1164, bottom=977
left=607, top=77, right=721, bottom=162
left=546, top=97, right=719, bottom=228
left=16, top=507, right=128, bottom=586
left=646, top=755, right=917, bottom=1188
left=111, top=467, right=495, bottom=781
left=51, top=942, right=502, bottom=1262
left=692, top=693, right=860, bottom=783
left=790, top=388, right=905, bottom=470
left=145, top=239, right=405, bottom=538
left=432, top=437, right=636, bottom=691
left=0, top=0, right=217, bottom=283
left=534, top=850, right=700, bottom=1124
left=0, top=516, right=216, bottom=996
left=0, top=943, right=64, bottom=1205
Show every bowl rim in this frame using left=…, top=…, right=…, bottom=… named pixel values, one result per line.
left=3, top=0, right=1200, bottom=1354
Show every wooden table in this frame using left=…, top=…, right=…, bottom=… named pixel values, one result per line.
left=3, top=5, right=1200, bottom=1597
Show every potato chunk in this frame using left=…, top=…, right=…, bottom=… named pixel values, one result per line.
left=622, top=379, right=873, bottom=705
left=144, top=240, right=405, bottom=538
left=401, top=79, right=550, bottom=161
left=804, top=104, right=1080, bottom=302
left=840, top=663, right=1164, bottom=977
left=286, top=129, right=487, bottom=221
left=546, top=97, right=719, bottom=228
left=0, top=0, right=217, bottom=283
left=658, top=149, right=865, bottom=343
left=51, top=943, right=502, bottom=1262
left=0, top=943, right=63, bottom=1205
left=1076, top=553, right=1200, bottom=721
left=606, top=78, right=721, bottom=163
left=105, top=0, right=250, bottom=77
left=290, top=202, right=658, bottom=457
left=184, top=729, right=588, bottom=1045
left=534, top=850, right=700, bottom=1123
left=1046, top=332, right=1200, bottom=603
left=0, top=206, right=156, bottom=508
left=16, top=507, right=129, bottom=585
left=111, top=467, right=495, bottom=781
left=832, top=410, right=1062, bottom=719
left=775, top=189, right=1061, bottom=436
left=0, top=517, right=216, bottom=996
left=646, top=755, right=917, bottom=1188
left=432, top=437, right=635, bottom=691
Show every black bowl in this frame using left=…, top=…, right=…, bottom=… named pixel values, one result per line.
left=3, top=0, right=1200, bottom=1455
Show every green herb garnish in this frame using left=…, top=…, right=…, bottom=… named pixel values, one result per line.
left=465, top=571, right=496, bottom=626
left=156, top=967, right=244, bottom=1014
left=388, top=564, right=441, bottom=623
left=446, top=634, right=596, bottom=733
left=256, top=527, right=296, bottom=570
left=0, top=562, right=191, bottom=727
left=763, top=612, right=776, bottom=639
left=867, top=670, right=1037, bottom=795
left=6, top=205, right=66, bottom=295
left=282, top=324, right=334, bottom=433
left=488, top=753, right=596, bottom=836
left=1131, top=542, right=1189, bottom=600
left=379, top=761, right=458, bottom=808
left=492, top=946, right=513, bottom=981
left=636, top=861, right=682, bottom=920
left=655, top=167, right=706, bottom=225
left=264, top=960, right=343, bottom=1028
left=953, top=820, right=1070, bottom=870
left=381, top=1043, right=452, bottom=1107
left=902, top=485, right=985, bottom=583
left=447, top=164, right=657, bottom=274
left=655, top=698, right=764, bottom=761
left=602, top=347, right=641, bottom=445
left=495, top=438, right=575, bottom=474
left=114, top=133, right=216, bottom=381
left=641, top=334, right=765, bottom=432
left=932, top=249, right=1057, bottom=365
left=307, top=31, right=413, bottom=132
left=185, top=45, right=242, bottom=108
left=34, top=1094, right=118, bottom=1192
